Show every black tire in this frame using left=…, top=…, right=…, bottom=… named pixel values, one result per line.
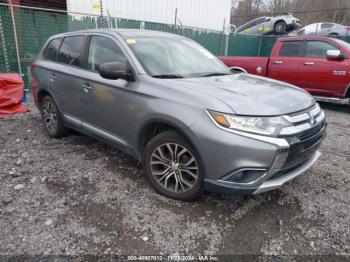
left=274, top=21, right=287, bottom=34
left=143, top=131, right=204, bottom=201
left=329, top=33, right=339, bottom=37
left=40, top=95, right=69, bottom=138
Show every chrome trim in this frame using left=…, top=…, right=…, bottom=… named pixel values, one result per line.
left=83, top=122, right=128, bottom=146
left=64, top=114, right=82, bottom=127
left=282, top=113, right=309, bottom=124
left=253, top=151, right=322, bottom=194
left=315, top=111, right=325, bottom=123
left=280, top=105, right=325, bottom=136
left=280, top=123, right=312, bottom=135
left=310, top=104, right=321, bottom=116
left=219, top=168, right=268, bottom=186
left=314, top=96, right=350, bottom=105
left=63, top=114, right=127, bottom=146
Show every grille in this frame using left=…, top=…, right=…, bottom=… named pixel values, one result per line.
left=299, top=122, right=325, bottom=141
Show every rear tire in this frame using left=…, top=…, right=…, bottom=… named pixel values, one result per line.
left=143, top=131, right=204, bottom=201
left=274, top=21, right=287, bottom=34
left=40, top=95, right=69, bottom=138
left=329, top=33, right=339, bottom=37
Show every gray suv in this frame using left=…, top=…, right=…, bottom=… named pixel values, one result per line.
left=31, top=29, right=326, bottom=201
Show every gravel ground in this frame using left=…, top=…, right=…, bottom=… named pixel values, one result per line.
left=0, top=96, right=349, bottom=258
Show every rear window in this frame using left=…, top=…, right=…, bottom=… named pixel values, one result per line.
left=57, top=36, right=84, bottom=67
left=43, top=38, right=62, bottom=61
left=279, top=41, right=302, bottom=57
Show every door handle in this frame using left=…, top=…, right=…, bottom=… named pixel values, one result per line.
left=49, top=73, right=56, bottom=81
left=304, top=62, right=315, bottom=65
left=81, top=82, right=92, bottom=93
left=273, top=61, right=283, bottom=64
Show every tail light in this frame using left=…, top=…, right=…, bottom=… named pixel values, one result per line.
left=346, top=27, right=350, bottom=31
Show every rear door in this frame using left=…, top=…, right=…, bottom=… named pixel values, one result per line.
left=299, top=40, right=349, bottom=97
left=49, top=35, right=88, bottom=126
left=268, top=40, right=303, bottom=87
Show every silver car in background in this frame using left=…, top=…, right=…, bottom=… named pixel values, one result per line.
left=31, top=29, right=326, bottom=201
left=298, top=22, right=350, bottom=37
left=235, top=13, right=301, bottom=35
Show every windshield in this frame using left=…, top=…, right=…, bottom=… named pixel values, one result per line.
left=125, top=37, right=231, bottom=78
left=334, top=39, right=350, bottom=52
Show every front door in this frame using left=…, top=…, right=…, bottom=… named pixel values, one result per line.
left=78, top=34, right=138, bottom=147
left=299, top=40, right=349, bottom=97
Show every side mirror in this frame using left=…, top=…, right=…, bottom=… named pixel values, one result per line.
left=326, top=50, right=347, bottom=59
left=99, top=62, right=133, bottom=80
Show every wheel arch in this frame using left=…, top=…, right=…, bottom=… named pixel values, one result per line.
left=136, top=118, right=203, bottom=166
left=344, top=83, right=350, bottom=98
left=229, top=66, right=247, bottom=74
left=274, top=19, right=287, bottom=27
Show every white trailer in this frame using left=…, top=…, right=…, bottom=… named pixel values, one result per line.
left=66, top=0, right=232, bottom=31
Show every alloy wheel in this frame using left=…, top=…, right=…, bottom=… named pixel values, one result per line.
left=150, top=143, right=199, bottom=193
left=42, top=99, right=58, bottom=134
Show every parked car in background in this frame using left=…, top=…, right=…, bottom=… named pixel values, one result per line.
left=219, top=36, right=350, bottom=104
left=235, top=13, right=301, bottom=35
left=298, top=23, right=350, bottom=37
left=32, top=29, right=325, bottom=200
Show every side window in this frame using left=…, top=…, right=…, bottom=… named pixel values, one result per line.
left=321, top=23, right=334, bottom=29
left=57, top=36, right=84, bottom=67
left=43, top=38, right=62, bottom=61
left=238, top=20, right=256, bottom=32
left=88, top=36, right=127, bottom=72
left=279, top=41, right=302, bottom=57
left=305, top=41, right=339, bottom=58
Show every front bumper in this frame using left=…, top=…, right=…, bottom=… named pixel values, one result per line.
left=200, top=106, right=326, bottom=195
left=253, top=150, right=321, bottom=194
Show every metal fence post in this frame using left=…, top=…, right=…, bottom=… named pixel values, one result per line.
left=0, top=14, right=10, bottom=72
left=8, top=0, right=22, bottom=75
left=257, top=34, right=263, bottom=57
left=223, top=32, right=229, bottom=56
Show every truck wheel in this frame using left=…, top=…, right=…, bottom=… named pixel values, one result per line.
left=143, top=131, right=204, bottom=201
left=329, top=33, right=339, bottom=37
left=40, top=95, right=69, bottom=138
left=274, top=21, right=287, bottom=34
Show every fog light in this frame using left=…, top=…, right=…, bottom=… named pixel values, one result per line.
left=225, top=169, right=266, bottom=184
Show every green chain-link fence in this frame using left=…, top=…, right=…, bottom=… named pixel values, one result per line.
left=1, top=3, right=350, bottom=91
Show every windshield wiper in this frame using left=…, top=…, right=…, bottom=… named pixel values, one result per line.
left=201, top=72, right=231, bottom=77
left=152, top=74, right=185, bottom=79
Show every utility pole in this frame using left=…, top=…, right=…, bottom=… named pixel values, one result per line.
left=174, top=8, right=178, bottom=26
left=100, top=0, right=103, bottom=17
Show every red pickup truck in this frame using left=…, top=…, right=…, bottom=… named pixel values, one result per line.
left=219, top=36, right=350, bottom=104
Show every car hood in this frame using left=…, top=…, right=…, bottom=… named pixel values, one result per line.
left=168, top=74, right=315, bottom=116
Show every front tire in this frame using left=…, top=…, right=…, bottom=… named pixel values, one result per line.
left=40, top=95, right=69, bottom=138
left=143, top=131, right=204, bottom=201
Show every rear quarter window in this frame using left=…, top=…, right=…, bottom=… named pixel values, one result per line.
left=279, top=41, right=302, bottom=57
left=43, top=38, right=62, bottom=61
left=57, top=36, right=85, bottom=67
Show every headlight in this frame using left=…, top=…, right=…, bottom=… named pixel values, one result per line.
left=208, top=110, right=291, bottom=136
